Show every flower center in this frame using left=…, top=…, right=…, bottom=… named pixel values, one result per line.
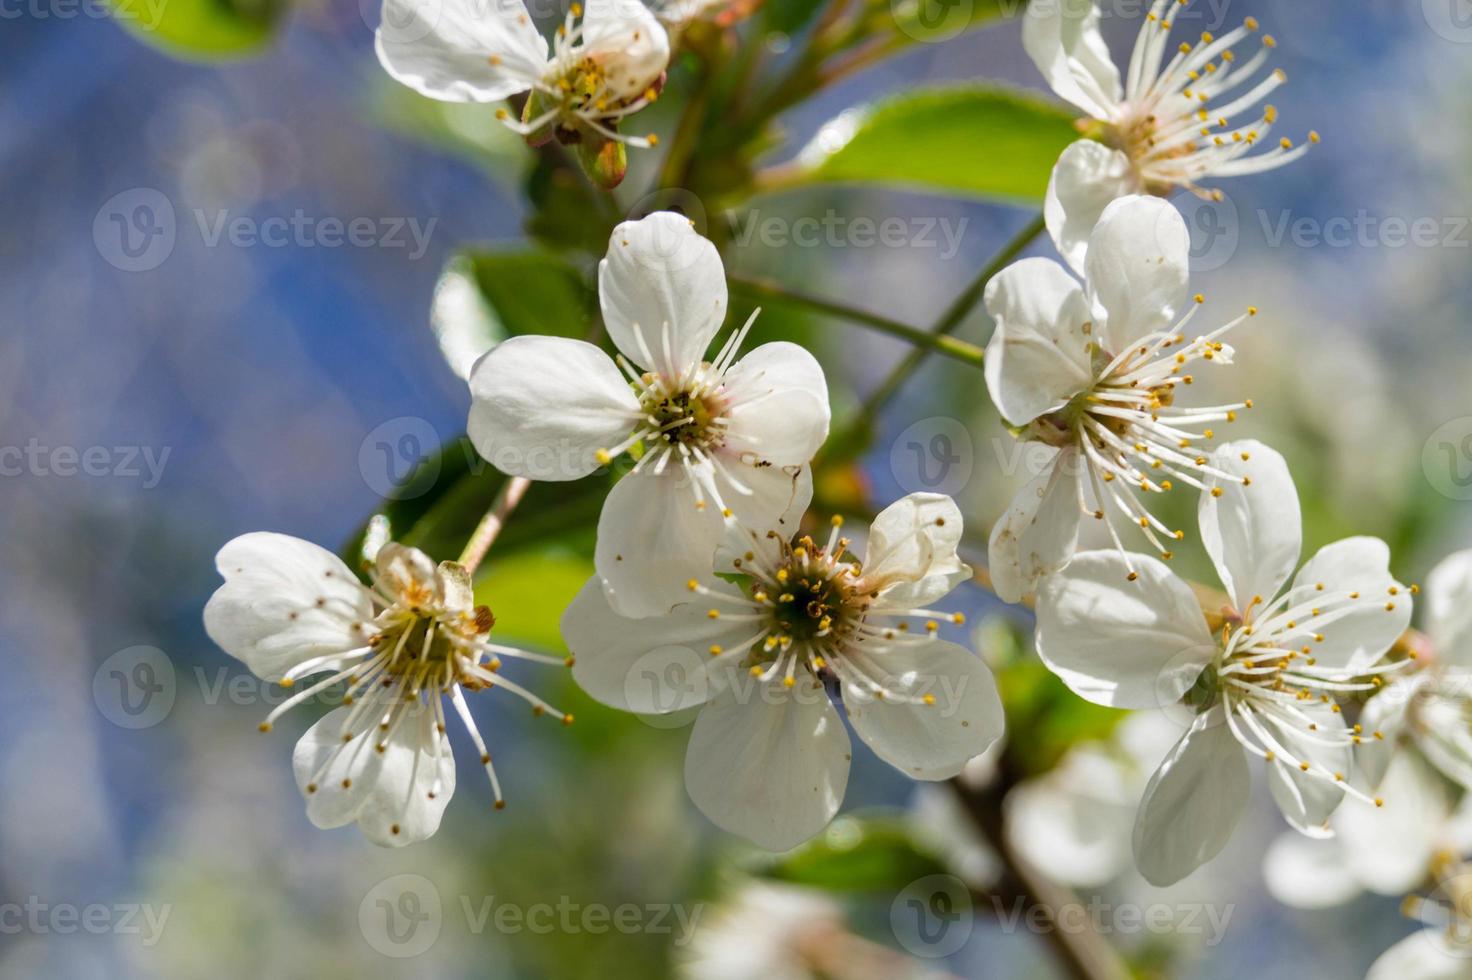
left=639, top=372, right=726, bottom=450
left=758, top=542, right=861, bottom=645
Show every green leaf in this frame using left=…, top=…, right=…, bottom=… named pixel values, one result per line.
left=885, top=0, right=1020, bottom=45
left=997, top=656, right=1123, bottom=778
left=754, top=816, right=950, bottom=892
left=342, top=435, right=605, bottom=570
left=777, top=85, right=1079, bottom=204
left=430, top=250, right=592, bottom=379
left=108, top=0, right=288, bottom=60
left=473, top=548, right=593, bottom=652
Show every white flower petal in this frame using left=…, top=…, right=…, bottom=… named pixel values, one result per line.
left=1045, top=140, right=1138, bottom=275
left=718, top=461, right=811, bottom=533
left=563, top=577, right=753, bottom=712
left=1132, top=707, right=1249, bottom=886
left=1366, top=930, right=1472, bottom=980
left=1339, top=750, right=1450, bottom=897
left=1261, top=834, right=1362, bottom=909
left=987, top=451, right=1082, bottom=605
left=354, top=704, right=457, bottom=847
left=684, top=676, right=851, bottom=850
left=1428, top=549, right=1472, bottom=665
left=596, top=465, right=725, bottom=618
left=1357, top=677, right=1420, bottom=790
left=204, top=532, right=372, bottom=682
left=713, top=466, right=812, bottom=573
left=1283, top=536, right=1411, bottom=672
left=1198, top=439, right=1301, bottom=614
left=294, top=702, right=455, bottom=847
left=375, top=0, right=548, bottom=103
left=1265, top=704, right=1349, bottom=836
left=1021, top=0, right=1121, bottom=119
left=467, top=335, right=640, bottom=481
left=861, top=493, right=971, bottom=611
left=436, top=560, right=475, bottom=615
left=1085, top=195, right=1191, bottom=351
left=982, top=257, right=1094, bottom=426
left=719, top=341, right=831, bottom=467
left=844, top=639, right=1003, bottom=781
left=599, top=212, right=727, bottom=375
left=1035, top=551, right=1215, bottom=709
left=578, top=0, right=671, bottom=102
left=1005, top=746, right=1138, bottom=889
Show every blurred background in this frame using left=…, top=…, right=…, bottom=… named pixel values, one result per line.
left=3, top=0, right=1472, bottom=976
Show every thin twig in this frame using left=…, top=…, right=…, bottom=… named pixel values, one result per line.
left=728, top=273, right=987, bottom=366
left=947, top=778, right=1132, bottom=980
left=861, top=211, right=1045, bottom=419
left=457, top=476, right=533, bottom=574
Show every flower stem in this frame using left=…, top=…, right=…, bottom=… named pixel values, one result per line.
left=726, top=273, right=987, bottom=367
left=947, top=777, right=1132, bottom=980
left=457, top=476, right=533, bottom=574
left=861, top=211, right=1045, bottom=419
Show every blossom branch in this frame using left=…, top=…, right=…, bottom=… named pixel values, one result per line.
left=726, top=273, right=987, bottom=366
left=947, top=777, right=1132, bottom=980
left=457, top=475, right=533, bottom=574
left=861, top=211, right=1045, bottom=419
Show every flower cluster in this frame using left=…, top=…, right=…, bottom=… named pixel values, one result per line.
left=198, top=4, right=1445, bottom=969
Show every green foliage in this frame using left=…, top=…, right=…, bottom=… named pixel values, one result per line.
left=780, top=86, right=1079, bottom=203
left=998, top=656, right=1124, bottom=778
left=474, top=548, right=593, bottom=652
left=753, top=816, right=950, bottom=891
left=108, top=0, right=288, bottom=60
left=342, top=437, right=606, bottom=569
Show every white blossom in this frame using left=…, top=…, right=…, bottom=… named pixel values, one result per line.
left=377, top=0, right=669, bottom=147
left=203, top=533, right=570, bottom=845
left=468, top=211, right=829, bottom=618
left=1360, top=550, right=1472, bottom=794
left=1024, top=0, right=1316, bottom=270
left=1034, top=440, right=1413, bottom=885
left=562, top=492, right=1003, bottom=850
left=985, top=194, right=1253, bottom=604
